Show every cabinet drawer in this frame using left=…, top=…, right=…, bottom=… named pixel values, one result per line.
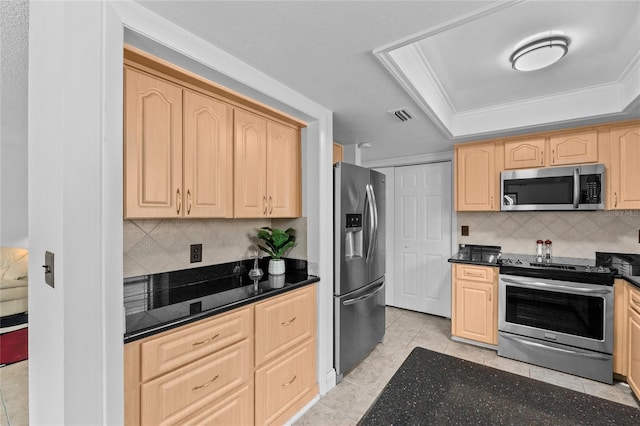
left=255, top=285, right=315, bottom=365
left=141, top=306, right=251, bottom=381
left=255, top=339, right=317, bottom=426
left=178, top=381, right=253, bottom=426
left=141, top=339, right=251, bottom=426
left=455, top=264, right=494, bottom=283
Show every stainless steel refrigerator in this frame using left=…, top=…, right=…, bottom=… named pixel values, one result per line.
left=334, top=162, right=385, bottom=382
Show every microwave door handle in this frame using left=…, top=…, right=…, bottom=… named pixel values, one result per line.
left=573, top=168, right=580, bottom=208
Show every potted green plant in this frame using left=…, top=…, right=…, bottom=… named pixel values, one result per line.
left=257, top=227, right=296, bottom=275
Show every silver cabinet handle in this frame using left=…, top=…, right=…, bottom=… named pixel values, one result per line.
left=263, top=196, right=267, bottom=215
left=176, top=189, right=182, bottom=215
left=187, top=189, right=192, bottom=215
left=192, top=333, right=220, bottom=347
left=614, top=192, right=618, bottom=208
left=269, top=195, right=273, bottom=214
left=282, top=375, right=297, bottom=387
left=192, top=375, right=219, bottom=391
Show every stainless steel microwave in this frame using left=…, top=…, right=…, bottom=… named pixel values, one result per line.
left=501, top=164, right=605, bottom=211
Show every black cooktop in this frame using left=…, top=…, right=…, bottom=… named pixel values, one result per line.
left=499, top=254, right=615, bottom=285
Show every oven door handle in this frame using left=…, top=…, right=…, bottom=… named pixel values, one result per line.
left=501, top=277, right=612, bottom=295
left=501, top=334, right=611, bottom=361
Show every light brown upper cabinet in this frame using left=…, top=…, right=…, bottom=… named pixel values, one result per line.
left=124, top=68, right=234, bottom=219
left=455, top=142, right=499, bottom=211
left=333, top=143, right=343, bottom=164
left=124, top=68, right=184, bottom=218
left=183, top=90, right=233, bottom=218
left=610, top=123, right=640, bottom=210
left=234, top=109, right=301, bottom=218
left=548, top=129, right=598, bottom=166
left=504, top=137, right=545, bottom=169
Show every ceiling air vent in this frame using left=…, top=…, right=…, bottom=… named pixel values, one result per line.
left=388, top=108, right=413, bottom=122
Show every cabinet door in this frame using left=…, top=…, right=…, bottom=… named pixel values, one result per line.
left=610, top=124, right=640, bottom=210
left=234, top=108, right=268, bottom=217
left=628, top=287, right=640, bottom=397
left=255, top=284, right=315, bottom=366
left=613, top=279, right=628, bottom=376
left=453, top=279, right=496, bottom=345
left=504, top=137, right=545, bottom=169
left=455, top=143, right=497, bottom=211
left=183, top=90, right=233, bottom=218
left=124, top=68, right=183, bottom=218
left=549, top=129, right=598, bottom=166
left=141, top=339, right=251, bottom=426
left=267, top=121, right=301, bottom=217
left=179, top=382, right=253, bottom=426
left=333, top=143, right=343, bottom=164
left=255, top=339, right=317, bottom=426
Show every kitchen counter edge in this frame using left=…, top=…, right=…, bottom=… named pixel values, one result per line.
left=123, top=275, right=320, bottom=344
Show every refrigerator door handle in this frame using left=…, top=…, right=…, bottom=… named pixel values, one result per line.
left=369, top=183, right=379, bottom=259
left=365, top=184, right=376, bottom=262
left=342, top=279, right=385, bottom=306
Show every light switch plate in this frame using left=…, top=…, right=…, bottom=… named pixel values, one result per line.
left=44, top=251, right=55, bottom=288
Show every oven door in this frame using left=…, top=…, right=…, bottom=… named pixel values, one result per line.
left=498, top=274, right=613, bottom=354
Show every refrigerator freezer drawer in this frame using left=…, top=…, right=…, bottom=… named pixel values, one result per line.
left=334, top=278, right=385, bottom=381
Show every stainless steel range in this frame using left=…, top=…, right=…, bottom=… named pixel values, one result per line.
left=498, top=255, right=615, bottom=384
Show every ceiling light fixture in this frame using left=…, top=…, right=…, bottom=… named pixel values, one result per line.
left=510, top=32, right=570, bottom=72
left=357, top=142, right=372, bottom=149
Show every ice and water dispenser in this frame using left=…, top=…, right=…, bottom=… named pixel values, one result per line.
left=344, top=213, right=363, bottom=259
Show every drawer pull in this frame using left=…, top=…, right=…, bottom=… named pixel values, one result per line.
left=192, top=333, right=220, bottom=347
left=281, top=317, right=297, bottom=326
left=465, top=272, right=483, bottom=278
left=282, top=375, right=297, bottom=387
left=192, top=375, right=219, bottom=391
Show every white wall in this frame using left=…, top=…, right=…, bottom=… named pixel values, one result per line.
left=0, top=0, right=29, bottom=248
left=28, top=1, right=334, bottom=423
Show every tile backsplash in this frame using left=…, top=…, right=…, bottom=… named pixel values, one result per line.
left=457, top=211, right=640, bottom=259
left=124, top=217, right=308, bottom=278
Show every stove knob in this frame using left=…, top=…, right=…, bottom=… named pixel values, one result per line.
left=515, top=260, right=522, bottom=265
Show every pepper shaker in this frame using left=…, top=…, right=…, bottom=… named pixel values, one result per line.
left=544, top=240, right=552, bottom=263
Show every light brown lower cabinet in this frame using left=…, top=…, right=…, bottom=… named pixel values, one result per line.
left=627, top=284, right=640, bottom=397
left=613, top=279, right=628, bottom=376
left=451, top=264, right=498, bottom=346
left=124, top=284, right=318, bottom=426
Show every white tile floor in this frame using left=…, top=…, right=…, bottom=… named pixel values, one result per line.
left=295, top=306, right=639, bottom=425
left=1, top=306, right=637, bottom=426
left=0, top=360, right=28, bottom=426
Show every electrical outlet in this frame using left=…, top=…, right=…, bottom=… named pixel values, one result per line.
left=461, top=225, right=469, bottom=236
left=190, top=244, right=203, bottom=263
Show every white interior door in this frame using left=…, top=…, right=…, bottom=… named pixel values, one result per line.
left=394, top=162, right=452, bottom=317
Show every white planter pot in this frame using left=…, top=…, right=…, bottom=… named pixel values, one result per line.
left=268, top=259, right=285, bottom=275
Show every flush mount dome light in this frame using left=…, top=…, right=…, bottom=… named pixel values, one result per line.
left=510, top=32, right=570, bottom=71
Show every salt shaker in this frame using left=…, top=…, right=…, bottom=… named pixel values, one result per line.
left=536, top=240, right=544, bottom=257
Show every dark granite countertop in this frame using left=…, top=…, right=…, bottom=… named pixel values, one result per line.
left=123, top=258, right=318, bottom=343
left=597, top=252, right=640, bottom=290
left=447, top=244, right=501, bottom=267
